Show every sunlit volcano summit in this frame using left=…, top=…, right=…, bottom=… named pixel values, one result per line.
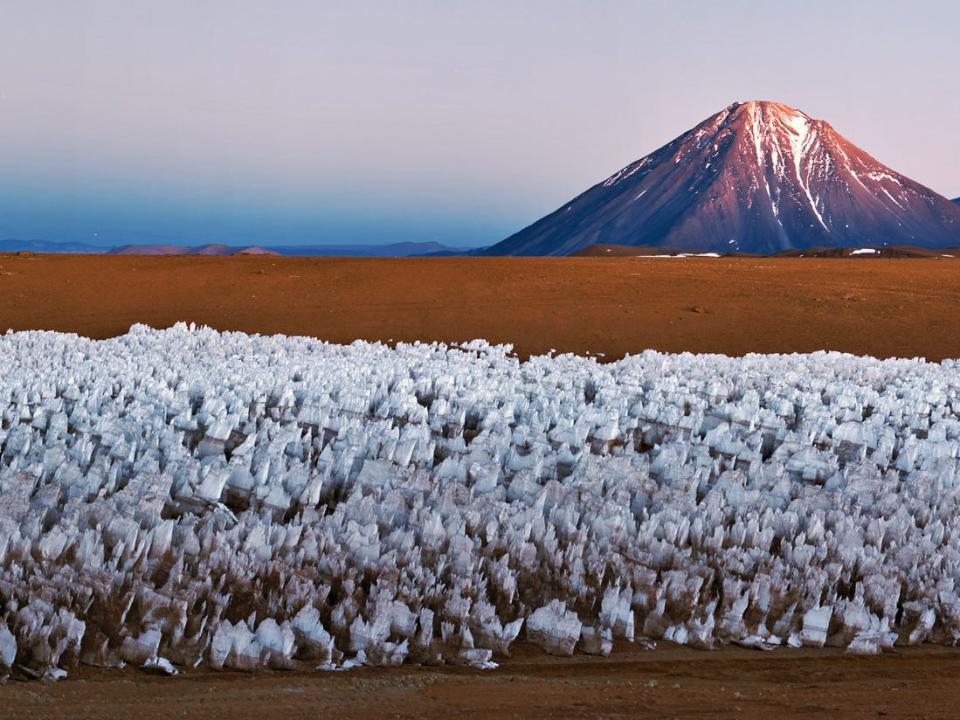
left=489, top=101, right=960, bottom=255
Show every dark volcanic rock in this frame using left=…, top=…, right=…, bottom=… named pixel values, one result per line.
left=488, top=101, right=960, bottom=255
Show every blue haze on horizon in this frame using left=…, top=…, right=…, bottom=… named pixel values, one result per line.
left=1, top=1, right=957, bottom=248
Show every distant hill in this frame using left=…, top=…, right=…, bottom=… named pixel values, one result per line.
left=111, top=241, right=469, bottom=257
left=0, top=239, right=107, bottom=253
left=108, top=244, right=278, bottom=256
left=487, top=100, right=960, bottom=255
left=8, top=240, right=469, bottom=257
left=266, top=242, right=464, bottom=256
left=953, top=197, right=960, bottom=205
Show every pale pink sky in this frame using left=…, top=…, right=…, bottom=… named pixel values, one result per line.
left=0, top=1, right=956, bottom=246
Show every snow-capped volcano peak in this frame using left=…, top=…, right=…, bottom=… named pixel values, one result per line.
left=489, top=101, right=960, bottom=255
left=732, top=101, right=832, bottom=231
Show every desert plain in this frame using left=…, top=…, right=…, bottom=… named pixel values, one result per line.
left=1, top=253, right=959, bottom=362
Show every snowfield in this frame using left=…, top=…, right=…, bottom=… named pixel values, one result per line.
left=3, top=324, right=960, bottom=677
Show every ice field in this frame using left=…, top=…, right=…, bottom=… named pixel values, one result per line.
left=2, top=323, right=960, bottom=676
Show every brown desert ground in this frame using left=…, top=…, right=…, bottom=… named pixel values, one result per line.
left=2, top=253, right=960, bottom=361
left=3, top=643, right=960, bottom=719
left=4, top=253, right=960, bottom=718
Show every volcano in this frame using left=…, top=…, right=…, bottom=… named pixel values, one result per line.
left=488, top=101, right=960, bottom=255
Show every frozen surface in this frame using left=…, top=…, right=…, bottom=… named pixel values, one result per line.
left=2, top=324, right=960, bottom=675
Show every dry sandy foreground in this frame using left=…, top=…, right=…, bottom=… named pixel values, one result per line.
left=2, top=253, right=960, bottom=361
left=2, top=643, right=959, bottom=719
left=4, top=253, right=960, bottom=718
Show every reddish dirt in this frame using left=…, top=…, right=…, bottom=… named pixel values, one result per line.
left=2, top=643, right=959, bottom=719
left=4, top=253, right=960, bottom=717
left=1, top=253, right=959, bottom=361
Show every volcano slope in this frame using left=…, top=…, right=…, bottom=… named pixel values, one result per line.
left=487, top=101, right=960, bottom=255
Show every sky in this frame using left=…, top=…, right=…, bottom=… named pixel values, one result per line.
left=0, top=1, right=957, bottom=248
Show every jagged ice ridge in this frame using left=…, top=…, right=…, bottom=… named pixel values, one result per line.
left=2, top=324, right=960, bottom=677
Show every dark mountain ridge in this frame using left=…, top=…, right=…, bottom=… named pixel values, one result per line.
left=0, top=240, right=468, bottom=257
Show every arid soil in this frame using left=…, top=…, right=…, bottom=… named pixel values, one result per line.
left=2, top=643, right=959, bottom=719
left=4, top=253, right=960, bottom=718
left=2, top=253, right=960, bottom=361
